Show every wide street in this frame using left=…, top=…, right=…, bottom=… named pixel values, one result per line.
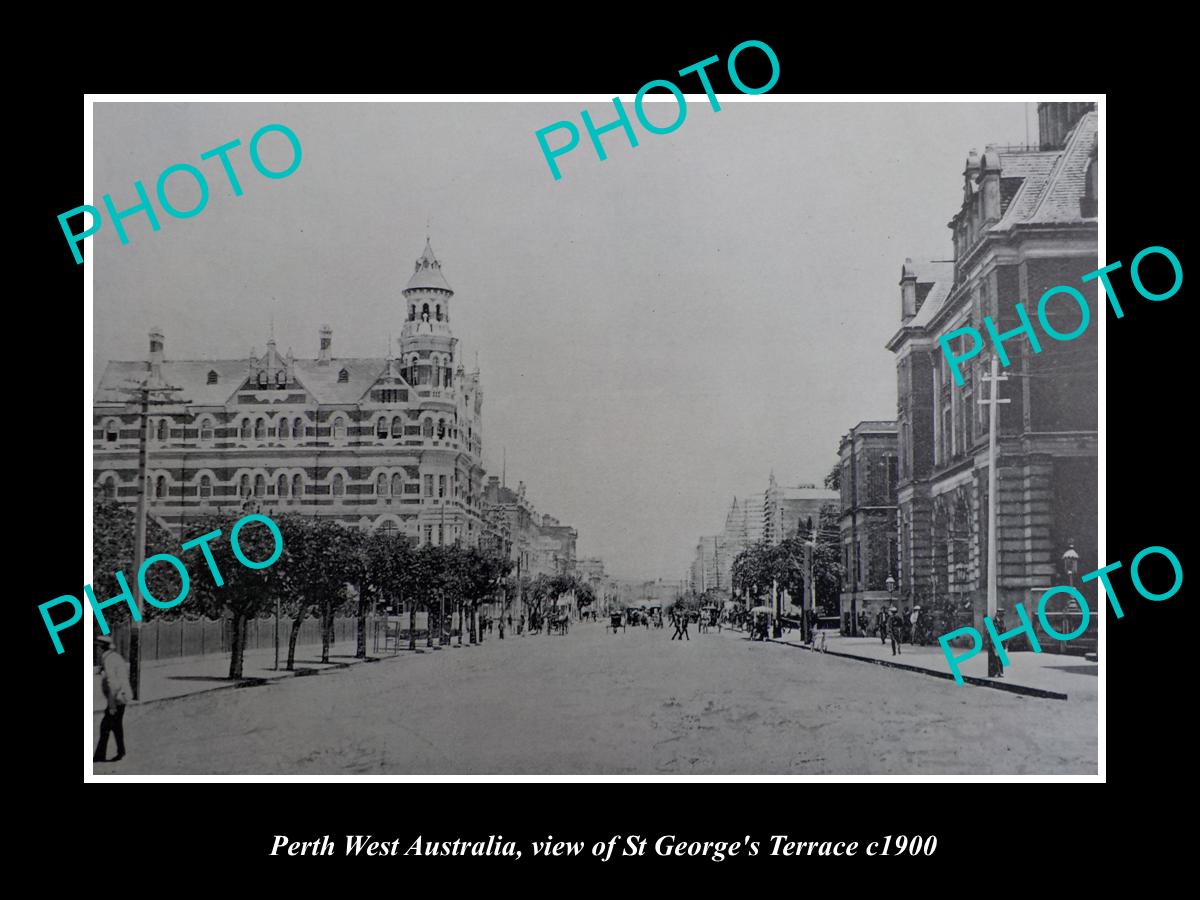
left=98, top=621, right=1097, bottom=775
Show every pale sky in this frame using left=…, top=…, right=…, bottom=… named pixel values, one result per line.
left=92, top=100, right=1029, bottom=581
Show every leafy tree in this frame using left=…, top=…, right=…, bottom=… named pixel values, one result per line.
left=267, top=516, right=358, bottom=670
left=185, top=512, right=281, bottom=679
left=825, top=462, right=841, bottom=492
left=356, top=529, right=413, bottom=658
left=92, top=497, right=184, bottom=627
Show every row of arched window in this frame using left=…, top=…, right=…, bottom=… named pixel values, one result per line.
left=97, top=468, right=426, bottom=502
left=99, top=413, right=468, bottom=446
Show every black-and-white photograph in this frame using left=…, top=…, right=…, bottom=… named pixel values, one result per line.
left=88, top=99, right=1099, bottom=775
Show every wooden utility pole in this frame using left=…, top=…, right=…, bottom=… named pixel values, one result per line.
left=979, top=354, right=1010, bottom=677
left=111, top=372, right=180, bottom=700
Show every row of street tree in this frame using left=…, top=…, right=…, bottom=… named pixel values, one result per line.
left=94, top=499, right=597, bottom=678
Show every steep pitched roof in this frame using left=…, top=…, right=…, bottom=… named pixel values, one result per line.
left=405, top=238, right=453, bottom=293
left=994, top=111, right=1097, bottom=230
left=94, top=357, right=392, bottom=407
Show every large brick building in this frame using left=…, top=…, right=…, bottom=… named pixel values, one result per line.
left=837, top=420, right=899, bottom=631
left=885, top=103, right=1098, bottom=642
left=93, top=240, right=490, bottom=547
left=480, top=477, right=578, bottom=579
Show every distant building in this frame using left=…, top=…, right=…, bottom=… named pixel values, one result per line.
left=481, top=476, right=577, bottom=578
left=762, top=473, right=839, bottom=545
left=837, top=421, right=899, bottom=629
left=689, top=495, right=761, bottom=594
left=886, top=102, right=1098, bottom=647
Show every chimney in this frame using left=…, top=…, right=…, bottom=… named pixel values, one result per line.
left=149, top=326, right=164, bottom=381
left=900, top=259, right=918, bottom=322
left=963, top=149, right=980, bottom=201
left=318, top=324, right=332, bottom=365
left=980, top=148, right=1002, bottom=221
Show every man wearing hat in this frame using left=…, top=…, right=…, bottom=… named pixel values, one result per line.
left=94, top=634, right=132, bottom=763
left=888, top=606, right=903, bottom=657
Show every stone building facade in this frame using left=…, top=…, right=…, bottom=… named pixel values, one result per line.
left=480, top=476, right=578, bottom=579
left=93, top=240, right=488, bottom=546
left=885, top=103, right=1098, bottom=644
left=762, top=473, right=839, bottom=546
left=837, top=421, right=899, bottom=628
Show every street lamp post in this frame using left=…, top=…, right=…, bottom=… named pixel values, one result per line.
left=1061, top=540, right=1079, bottom=655
left=803, top=539, right=817, bottom=646
left=886, top=574, right=896, bottom=644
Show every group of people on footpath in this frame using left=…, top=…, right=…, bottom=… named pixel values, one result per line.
left=871, top=605, right=933, bottom=655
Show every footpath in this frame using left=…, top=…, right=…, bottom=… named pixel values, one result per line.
left=92, top=632, right=481, bottom=716
left=766, top=632, right=1097, bottom=701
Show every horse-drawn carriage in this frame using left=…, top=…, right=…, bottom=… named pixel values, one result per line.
left=547, top=611, right=570, bottom=635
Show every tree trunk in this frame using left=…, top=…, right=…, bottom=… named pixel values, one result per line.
left=287, top=608, right=306, bottom=671
left=321, top=601, right=333, bottom=664
left=355, top=585, right=369, bottom=659
left=408, top=595, right=416, bottom=651
left=229, top=613, right=246, bottom=679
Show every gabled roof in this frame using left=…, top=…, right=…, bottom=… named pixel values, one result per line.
left=95, top=357, right=393, bottom=407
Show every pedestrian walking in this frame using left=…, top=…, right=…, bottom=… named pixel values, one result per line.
left=498, top=618, right=505, bottom=640
left=518, top=614, right=525, bottom=635
left=908, top=606, right=920, bottom=645
left=888, top=606, right=903, bottom=656
left=876, top=607, right=888, bottom=645
left=94, top=634, right=131, bottom=763
left=901, top=605, right=911, bottom=643
left=670, top=610, right=690, bottom=641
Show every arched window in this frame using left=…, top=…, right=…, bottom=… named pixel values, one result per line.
left=332, top=474, right=345, bottom=496
left=157, top=419, right=168, bottom=442
left=207, top=370, right=218, bottom=385
left=391, top=473, right=403, bottom=496
left=240, top=418, right=252, bottom=439
left=409, top=304, right=416, bottom=321
left=293, top=417, right=304, bottom=441
left=333, top=418, right=346, bottom=440
left=199, top=418, right=214, bottom=442
left=338, top=368, right=349, bottom=383
left=240, top=474, right=251, bottom=497
left=377, top=473, right=389, bottom=496
left=391, top=416, right=403, bottom=438
left=278, top=418, right=290, bottom=440
left=102, top=476, right=116, bottom=499
left=155, top=475, right=167, bottom=499
left=435, top=304, right=442, bottom=322
left=377, top=417, right=388, bottom=439
left=254, top=418, right=266, bottom=440
left=199, top=475, right=212, bottom=498
left=291, top=474, right=303, bottom=499
left=254, top=474, right=265, bottom=497
left=277, top=474, right=288, bottom=498
left=422, top=303, right=430, bottom=320
left=422, top=418, right=434, bottom=438
left=275, top=370, right=287, bottom=387
left=257, top=371, right=268, bottom=388
left=104, top=420, right=119, bottom=443
left=445, top=368, right=452, bottom=387
left=437, top=418, right=446, bottom=438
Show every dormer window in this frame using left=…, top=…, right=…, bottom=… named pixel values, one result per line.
left=275, top=370, right=287, bottom=388
left=207, top=370, right=218, bottom=385
left=257, top=371, right=268, bottom=388
left=104, top=419, right=119, bottom=443
left=338, top=368, right=349, bottom=383
left=1081, top=156, right=1098, bottom=218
